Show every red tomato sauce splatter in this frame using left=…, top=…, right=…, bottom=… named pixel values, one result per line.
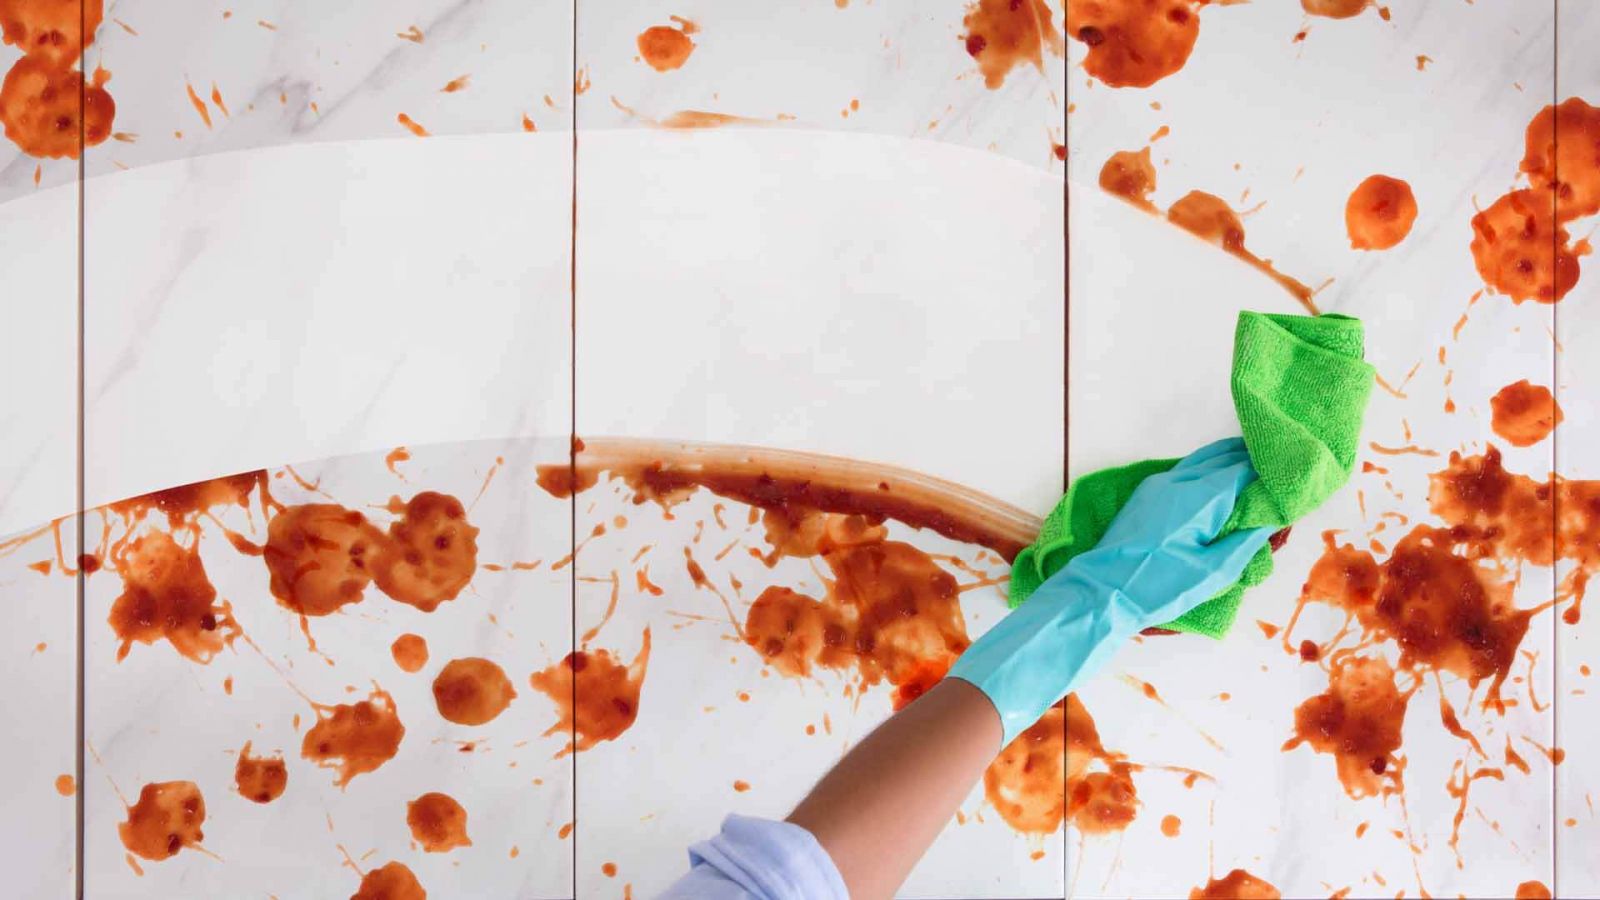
left=372, top=492, right=479, bottom=613
left=235, top=741, right=288, bottom=804
left=432, top=657, right=517, bottom=725
left=1489, top=380, right=1562, bottom=448
left=119, top=781, right=206, bottom=861
left=637, top=16, right=697, bottom=72
left=1168, top=190, right=1320, bottom=314
left=301, top=689, right=406, bottom=787
left=1190, top=868, right=1282, bottom=899
left=963, top=0, right=1063, bottom=89
left=108, top=531, right=240, bottom=663
left=1283, top=654, right=1413, bottom=798
left=263, top=504, right=388, bottom=617
left=391, top=633, right=429, bottom=673
left=1474, top=97, right=1600, bottom=303
left=528, top=630, right=651, bottom=757
left=1066, top=0, right=1199, bottom=89
left=0, top=0, right=114, bottom=158
left=352, top=862, right=426, bottom=900
left=1345, top=175, right=1417, bottom=250
left=407, top=792, right=471, bottom=852
left=1099, top=147, right=1158, bottom=213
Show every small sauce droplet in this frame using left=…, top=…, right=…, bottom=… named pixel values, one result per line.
left=432, top=657, right=517, bottom=725
left=391, top=633, right=429, bottom=673
left=234, top=741, right=287, bottom=804
left=54, top=774, right=75, bottom=796
left=407, top=792, right=472, bottom=852
left=1189, top=869, right=1281, bottom=898
left=1489, top=380, right=1562, bottom=447
left=1345, top=174, right=1417, bottom=250
left=1160, top=814, right=1181, bottom=837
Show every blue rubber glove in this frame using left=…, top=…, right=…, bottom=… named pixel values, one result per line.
left=947, top=437, right=1273, bottom=746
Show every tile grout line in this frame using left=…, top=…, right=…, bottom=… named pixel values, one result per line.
left=1548, top=3, right=1560, bottom=894
left=569, top=0, right=580, bottom=896
left=74, top=0, right=86, bottom=891
left=1060, top=47, right=1072, bottom=900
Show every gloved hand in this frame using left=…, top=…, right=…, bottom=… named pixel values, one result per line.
left=947, top=437, right=1273, bottom=746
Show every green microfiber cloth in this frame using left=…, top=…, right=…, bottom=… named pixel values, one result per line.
left=1007, top=311, right=1375, bottom=638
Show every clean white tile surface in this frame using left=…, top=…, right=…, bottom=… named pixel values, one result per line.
left=0, top=183, right=78, bottom=898
left=574, top=128, right=1064, bottom=898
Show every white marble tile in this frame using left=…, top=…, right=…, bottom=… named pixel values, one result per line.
left=0, top=0, right=574, bottom=202
left=575, top=0, right=1065, bottom=173
left=573, top=129, right=1064, bottom=898
left=0, top=183, right=78, bottom=897
left=1066, top=2, right=1560, bottom=896
left=1556, top=2, right=1600, bottom=894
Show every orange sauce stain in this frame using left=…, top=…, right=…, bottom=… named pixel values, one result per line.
left=1284, top=655, right=1412, bottom=798
left=743, top=513, right=969, bottom=706
left=637, top=17, right=696, bottom=72
left=384, top=446, right=410, bottom=477
left=235, top=741, right=287, bottom=804
left=184, top=80, right=212, bottom=128
left=529, top=630, right=651, bottom=757
left=521, top=113, right=535, bottom=132
left=352, top=862, right=425, bottom=900
left=209, top=83, right=228, bottom=117
left=407, top=792, right=471, bottom=852
left=964, top=0, right=1063, bottom=89
left=602, top=862, right=618, bottom=877
left=26, top=559, right=50, bottom=575
left=108, top=531, right=240, bottom=663
left=1067, top=0, right=1203, bottom=88
left=391, top=633, right=429, bottom=673
left=0, top=0, right=104, bottom=65
left=1470, top=188, right=1580, bottom=304
left=1416, top=54, right=1431, bottom=70
left=0, top=56, right=115, bottom=157
left=1446, top=761, right=1504, bottom=864
left=396, top=112, right=429, bottom=136
left=301, top=689, right=405, bottom=787
left=263, top=504, right=387, bottom=617
left=1168, top=190, right=1320, bottom=315
left=636, top=565, right=664, bottom=596
left=54, top=773, right=74, bottom=796
left=1302, top=0, right=1373, bottom=18
left=1189, top=869, right=1281, bottom=898
left=1098, top=146, right=1158, bottom=213
left=985, top=695, right=1138, bottom=835
left=1428, top=446, right=1600, bottom=624
left=1516, top=880, right=1553, bottom=899
left=1257, top=619, right=1280, bottom=639
left=1489, top=380, right=1562, bottom=447
left=1160, top=813, right=1181, bottom=836
left=440, top=74, right=470, bottom=93
left=432, top=657, right=517, bottom=725
left=557, top=822, right=573, bottom=839
left=396, top=25, right=424, bottom=43
left=1521, top=97, right=1600, bottom=221
left=1345, top=174, right=1417, bottom=250
left=732, top=779, right=750, bottom=792
left=372, top=492, right=479, bottom=612
left=119, top=781, right=206, bottom=861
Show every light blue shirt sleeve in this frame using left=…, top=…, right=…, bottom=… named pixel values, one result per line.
left=656, top=814, right=848, bottom=900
